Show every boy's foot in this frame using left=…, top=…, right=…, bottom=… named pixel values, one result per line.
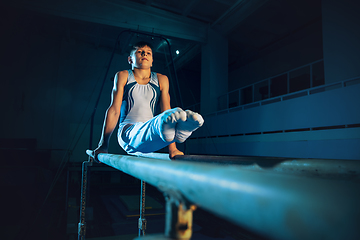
left=160, top=108, right=186, bottom=142
left=175, top=110, right=204, bottom=143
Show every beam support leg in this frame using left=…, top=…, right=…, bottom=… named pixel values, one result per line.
left=78, top=160, right=93, bottom=240
left=138, top=180, right=147, bottom=236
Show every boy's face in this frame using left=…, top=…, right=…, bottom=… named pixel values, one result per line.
left=128, top=45, right=153, bottom=69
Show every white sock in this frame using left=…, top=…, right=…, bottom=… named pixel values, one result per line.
left=175, top=110, right=204, bottom=143
left=160, top=108, right=186, bottom=142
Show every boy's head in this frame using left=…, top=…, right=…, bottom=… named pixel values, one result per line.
left=128, top=41, right=154, bottom=69
left=130, top=41, right=153, bottom=55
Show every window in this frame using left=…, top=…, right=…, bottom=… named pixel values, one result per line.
left=218, top=95, right=227, bottom=111
left=254, top=80, right=269, bottom=101
left=312, top=61, right=324, bottom=87
left=289, top=66, right=310, bottom=93
left=241, top=86, right=253, bottom=105
left=270, top=74, right=287, bottom=97
left=229, top=91, right=239, bottom=108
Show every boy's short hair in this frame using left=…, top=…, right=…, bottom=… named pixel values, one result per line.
left=130, top=41, right=153, bottom=55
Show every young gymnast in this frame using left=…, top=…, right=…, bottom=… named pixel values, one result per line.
left=92, top=41, right=204, bottom=161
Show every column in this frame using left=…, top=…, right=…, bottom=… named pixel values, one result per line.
left=201, top=28, right=228, bottom=114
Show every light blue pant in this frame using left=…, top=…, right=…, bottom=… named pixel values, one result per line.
left=117, top=111, right=174, bottom=156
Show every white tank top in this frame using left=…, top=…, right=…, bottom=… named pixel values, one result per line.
left=119, top=70, right=161, bottom=124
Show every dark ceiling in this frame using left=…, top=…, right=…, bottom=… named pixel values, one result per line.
left=3, top=0, right=322, bottom=72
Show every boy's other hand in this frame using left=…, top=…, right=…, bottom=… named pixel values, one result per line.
left=92, top=146, right=108, bottom=163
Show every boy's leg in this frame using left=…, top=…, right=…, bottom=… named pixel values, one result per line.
left=118, top=108, right=187, bottom=154
left=175, top=110, right=204, bottom=143
left=159, top=108, right=187, bottom=142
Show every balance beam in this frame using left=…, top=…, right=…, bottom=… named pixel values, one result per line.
left=87, top=152, right=360, bottom=240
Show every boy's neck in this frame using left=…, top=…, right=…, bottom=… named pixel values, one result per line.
left=132, top=67, right=151, bottom=79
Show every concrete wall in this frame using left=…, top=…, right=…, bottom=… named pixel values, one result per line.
left=192, top=0, right=360, bottom=160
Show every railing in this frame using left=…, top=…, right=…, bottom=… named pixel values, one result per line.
left=186, top=58, right=359, bottom=116
left=210, top=75, right=360, bottom=117
left=187, top=75, right=360, bottom=118
left=218, top=59, right=325, bottom=112
left=80, top=152, right=360, bottom=240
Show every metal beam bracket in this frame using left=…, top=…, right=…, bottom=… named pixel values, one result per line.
left=138, top=217, right=147, bottom=231
left=164, top=192, right=197, bottom=239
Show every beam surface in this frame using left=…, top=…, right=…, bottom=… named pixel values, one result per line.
left=173, top=155, right=360, bottom=180
left=92, top=152, right=360, bottom=240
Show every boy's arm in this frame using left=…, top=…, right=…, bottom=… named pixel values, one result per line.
left=158, top=74, right=184, bottom=159
left=94, top=70, right=128, bottom=161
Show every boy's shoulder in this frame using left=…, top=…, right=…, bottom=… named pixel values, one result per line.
left=116, top=70, right=130, bottom=80
left=156, top=72, right=168, bottom=80
left=114, top=70, right=130, bottom=86
left=156, top=73, right=169, bottom=90
left=118, top=69, right=130, bottom=75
